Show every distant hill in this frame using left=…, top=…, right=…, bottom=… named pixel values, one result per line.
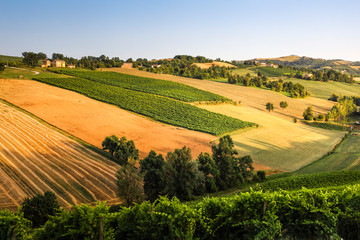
left=255, top=55, right=360, bottom=75
left=0, top=54, right=22, bottom=63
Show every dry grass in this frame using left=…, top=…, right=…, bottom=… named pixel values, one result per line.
left=256, top=56, right=302, bottom=62
left=0, top=102, right=121, bottom=209
left=0, top=79, right=216, bottom=160
left=193, top=61, right=236, bottom=69
left=199, top=104, right=345, bottom=171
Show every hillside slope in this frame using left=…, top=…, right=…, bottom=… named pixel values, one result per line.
left=255, top=55, right=360, bottom=75
left=0, top=101, right=120, bottom=209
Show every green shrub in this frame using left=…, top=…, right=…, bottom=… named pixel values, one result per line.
left=337, top=212, right=360, bottom=240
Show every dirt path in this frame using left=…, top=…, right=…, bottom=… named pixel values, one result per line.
left=6, top=66, right=39, bottom=75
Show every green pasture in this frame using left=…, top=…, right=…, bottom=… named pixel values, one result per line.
left=287, top=78, right=360, bottom=99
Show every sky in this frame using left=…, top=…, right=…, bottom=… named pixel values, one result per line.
left=1, top=0, right=360, bottom=61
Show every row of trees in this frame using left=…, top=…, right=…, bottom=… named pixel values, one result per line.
left=137, top=56, right=233, bottom=79
left=329, top=93, right=360, bottom=106
left=18, top=52, right=125, bottom=69
left=102, top=135, right=262, bottom=206
left=303, top=98, right=358, bottom=121
left=275, top=64, right=356, bottom=83
left=228, top=73, right=311, bottom=98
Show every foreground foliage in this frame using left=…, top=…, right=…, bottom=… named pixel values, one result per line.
left=5, top=184, right=360, bottom=239
left=34, top=77, right=254, bottom=135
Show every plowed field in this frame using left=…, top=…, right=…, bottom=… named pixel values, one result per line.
left=0, top=102, right=120, bottom=209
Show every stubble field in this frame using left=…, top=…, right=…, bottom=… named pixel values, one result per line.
left=0, top=101, right=120, bottom=209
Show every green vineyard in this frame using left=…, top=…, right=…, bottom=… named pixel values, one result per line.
left=51, top=69, right=230, bottom=102
left=34, top=77, right=255, bottom=135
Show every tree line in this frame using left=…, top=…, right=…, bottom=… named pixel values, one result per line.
left=303, top=98, right=358, bottom=122
left=102, top=135, right=264, bottom=206
left=137, top=55, right=233, bottom=80
left=228, top=73, right=311, bottom=98
left=3, top=183, right=360, bottom=239
left=277, top=64, right=356, bottom=83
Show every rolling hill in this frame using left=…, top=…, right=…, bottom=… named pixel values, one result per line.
left=255, top=55, right=360, bottom=75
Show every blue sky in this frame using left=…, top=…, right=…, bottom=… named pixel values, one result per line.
left=1, top=0, right=360, bottom=61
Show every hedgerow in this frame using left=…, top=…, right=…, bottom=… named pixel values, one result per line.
left=259, top=171, right=360, bottom=191
left=5, top=185, right=360, bottom=239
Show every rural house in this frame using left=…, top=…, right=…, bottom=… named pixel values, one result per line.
left=52, top=59, right=66, bottom=67
left=41, top=59, right=51, bottom=67
left=302, top=73, right=313, bottom=79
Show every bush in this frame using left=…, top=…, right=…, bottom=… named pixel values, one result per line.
left=337, top=212, right=360, bottom=240
left=303, top=106, right=314, bottom=120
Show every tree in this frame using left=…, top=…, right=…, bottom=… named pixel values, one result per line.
left=280, top=101, right=288, bottom=110
left=20, top=191, right=60, bottom=227
left=116, top=165, right=144, bottom=207
left=102, top=135, right=119, bottom=159
left=52, top=53, right=64, bottom=60
left=139, top=150, right=165, bottom=202
left=212, top=135, right=238, bottom=190
left=197, top=153, right=219, bottom=193
left=114, top=137, right=139, bottom=165
left=102, top=136, right=139, bottom=165
left=234, top=155, right=254, bottom=183
left=0, top=63, right=5, bottom=73
left=163, top=146, right=197, bottom=201
left=37, top=52, right=47, bottom=60
left=266, top=102, right=274, bottom=112
left=212, top=135, right=254, bottom=190
left=303, top=106, right=314, bottom=120
left=22, top=52, right=40, bottom=67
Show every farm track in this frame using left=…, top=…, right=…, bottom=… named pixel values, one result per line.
left=0, top=102, right=120, bottom=209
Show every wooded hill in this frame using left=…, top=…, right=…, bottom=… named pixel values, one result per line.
left=255, top=55, right=360, bottom=75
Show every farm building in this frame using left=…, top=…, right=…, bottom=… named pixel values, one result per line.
left=121, top=63, right=134, bottom=69
left=41, top=59, right=51, bottom=67
left=302, top=73, right=313, bottom=79
left=52, top=59, right=66, bottom=67
left=260, top=62, right=279, bottom=68
left=67, top=64, right=76, bottom=68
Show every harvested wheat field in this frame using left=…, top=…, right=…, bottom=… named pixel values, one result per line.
left=199, top=104, right=345, bottom=171
left=193, top=61, right=236, bottom=69
left=0, top=79, right=215, bottom=160
left=0, top=101, right=120, bottom=209
left=99, top=68, right=336, bottom=120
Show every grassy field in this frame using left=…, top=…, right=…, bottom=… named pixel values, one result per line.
left=252, top=66, right=298, bottom=77
left=0, top=101, right=120, bottom=209
left=231, top=68, right=257, bottom=77
left=0, top=55, right=22, bottom=62
left=297, top=133, right=360, bottom=174
left=34, top=77, right=254, bottom=135
left=51, top=68, right=229, bottom=102
left=198, top=104, right=345, bottom=171
left=285, top=78, right=360, bottom=99
left=0, top=67, right=70, bottom=80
